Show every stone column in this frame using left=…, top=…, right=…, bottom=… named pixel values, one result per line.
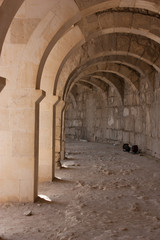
left=39, top=95, right=59, bottom=182
left=54, top=100, right=66, bottom=168
left=60, top=106, right=67, bottom=161
left=0, top=86, right=44, bottom=202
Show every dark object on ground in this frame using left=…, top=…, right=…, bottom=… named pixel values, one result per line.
left=123, top=144, right=131, bottom=152
left=132, top=145, right=139, bottom=153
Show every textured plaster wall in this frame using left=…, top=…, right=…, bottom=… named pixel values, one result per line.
left=65, top=75, right=160, bottom=158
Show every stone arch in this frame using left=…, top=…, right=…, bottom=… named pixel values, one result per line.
left=78, top=76, right=123, bottom=104
left=70, top=62, right=140, bottom=91
left=80, top=0, right=160, bottom=16
left=55, top=30, right=160, bottom=100
left=0, top=0, right=160, bottom=203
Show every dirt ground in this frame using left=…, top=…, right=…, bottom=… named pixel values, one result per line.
left=0, top=140, right=160, bottom=240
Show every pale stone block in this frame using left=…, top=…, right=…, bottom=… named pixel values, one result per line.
left=39, top=148, right=52, bottom=162
left=10, top=18, right=39, bottom=44
left=114, top=119, right=121, bottom=129
left=124, top=118, right=135, bottom=131
left=0, top=179, right=19, bottom=202
left=114, top=12, right=132, bottom=28
left=131, top=107, right=137, bottom=117
left=12, top=132, right=34, bottom=158
left=10, top=109, right=35, bottom=132
left=19, top=179, right=35, bottom=202
left=108, top=116, right=114, bottom=127
left=0, top=131, right=12, bottom=157
left=0, top=108, right=9, bottom=130
left=0, top=43, right=25, bottom=65
left=119, top=0, right=135, bottom=8
left=39, top=164, right=53, bottom=182
left=123, top=107, right=129, bottom=117
left=0, top=156, right=33, bottom=180
left=98, top=12, right=114, bottom=29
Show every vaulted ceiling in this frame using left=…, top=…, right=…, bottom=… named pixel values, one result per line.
left=0, top=0, right=160, bottom=103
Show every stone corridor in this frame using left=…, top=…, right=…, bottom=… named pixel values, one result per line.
left=0, top=141, right=160, bottom=240
left=1, top=0, right=160, bottom=203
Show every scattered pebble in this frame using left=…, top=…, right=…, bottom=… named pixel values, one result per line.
left=24, top=210, right=32, bottom=216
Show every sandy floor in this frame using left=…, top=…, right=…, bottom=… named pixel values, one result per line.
left=0, top=140, right=160, bottom=240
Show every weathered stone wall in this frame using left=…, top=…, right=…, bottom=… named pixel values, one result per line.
left=65, top=75, right=160, bottom=158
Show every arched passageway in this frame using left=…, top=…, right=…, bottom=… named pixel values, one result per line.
left=0, top=0, right=160, bottom=204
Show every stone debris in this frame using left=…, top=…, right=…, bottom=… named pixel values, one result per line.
left=129, top=203, right=140, bottom=212
left=119, top=227, right=128, bottom=231
left=1, top=141, right=160, bottom=240
left=62, top=161, right=76, bottom=167
left=79, top=139, right=88, bottom=142
left=24, top=210, right=32, bottom=216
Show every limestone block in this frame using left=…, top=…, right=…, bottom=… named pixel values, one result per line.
left=69, top=128, right=76, bottom=135
left=124, top=118, right=135, bottom=131
left=132, top=13, right=151, bottom=30
left=10, top=18, right=40, bottom=44
left=143, top=43, right=159, bottom=63
left=19, top=179, right=35, bottom=202
left=86, top=14, right=100, bottom=36
left=123, top=107, right=129, bottom=117
left=0, top=131, right=12, bottom=157
left=122, top=131, right=130, bottom=143
left=135, top=119, right=142, bottom=133
left=129, top=132, right=135, bottom=144
left=119, top=0, right=135, bottom=7
left=0, top=179, right=19, bottom=202
left=111, top=130, right=118, bottom=141
left=117, top=130, right=123, bottom=141
left=73, top=120, right=81, bottom=127
left=114, top=119, right=121, bottom=130
left=131, top=107, right=137, bottom=117
left=98, top=12, right=114, bottom=29
left=114, top=12, right=132, bottom=28
left=12, top=132, right=35, bottom=158
left=10, top=109, right=35, bottom=133
left=129, top=36, right=146, bottom=56
left=150, top=18, right=160, bottom=37
left=135, top=133, right=145, bottom=149
left=104, top=34, right=117, bottom=51
left=116, top=34, right=130, bottom=52
left=108, top=115, right=114, bottom=127
left=0, top=108, right=9, bottom=130
left=39, top=163, right=53, bottom=183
